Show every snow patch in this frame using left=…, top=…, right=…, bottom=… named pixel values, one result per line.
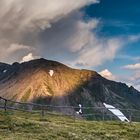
left=49, top=70, right=54, bottom=77
left=76, top=104, right=82, bottom=114
left=103, top=103, right=129, bottom=122
left=3, top=70, right=7, bottom=73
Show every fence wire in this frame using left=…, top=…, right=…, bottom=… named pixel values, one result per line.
left=0, top=96, right=140, bottom=122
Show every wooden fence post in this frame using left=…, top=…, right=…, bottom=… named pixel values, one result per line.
left=41, top=105, right=45, bottom=117
left=110, top=114, right=113, bottom=121
left=102, top=108, right=105, bottom=121
left=73, top=107, right=76, bottom=122
left=129, top=110, right=132, bottom=123
left=4, top=99, right=7, bottom=112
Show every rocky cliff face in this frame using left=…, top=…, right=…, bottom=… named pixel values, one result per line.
left=0, top=58, right=140, bottom=118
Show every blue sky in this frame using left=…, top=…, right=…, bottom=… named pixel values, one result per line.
left=81, top=0, right=140, bottom=89
left=85, top=0, right=140, bottom=68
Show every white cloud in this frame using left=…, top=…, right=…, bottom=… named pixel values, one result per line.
left=121, top=63, right=140, bottom=91
left=98, top=68, right=140, bottom=91
left=0, top=0, right=99, bottom=63
left=123, top=63, right=140, bottom=70
left=74, top=37, right=121, bottom=68
left=99, top=69, right=140, bottom=91
left=68, top=19, right=99, bottom=52
left=99, top=69, right=116, bottom=80
left=37, top=12, right=122, bottom=68
left=114, top=71, right=140, bottom=91
left=128, top=34, right=140, bottom=42
left=7, top=44, right=31, bottom=54
left=135, top=85, right=140, bottom=91
left=133, top=71, right=140, bottom=80
left=21, top=53, right=40, bottom=63
left=0, top=43, right=32, bottom=61
left=117, top=55, right=140, bottom=61
left=0, top=0, right=98, bottom=34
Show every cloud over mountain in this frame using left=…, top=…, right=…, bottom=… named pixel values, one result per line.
left=99, top=69, right=116, bottom=80
left=0, top=0, right=122, bottom=68
left=0, top=0, right=98, bottom=63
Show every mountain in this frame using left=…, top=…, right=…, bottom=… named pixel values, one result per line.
left=0, top=58, right=140, bottom=120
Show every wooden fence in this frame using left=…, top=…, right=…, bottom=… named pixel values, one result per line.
left=0, top=96, right=140, bottom=122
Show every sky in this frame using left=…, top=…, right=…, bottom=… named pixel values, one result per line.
left=0, top=0, right=140, bottom=90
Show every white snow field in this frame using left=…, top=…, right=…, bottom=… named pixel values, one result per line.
left=103, top=103, right=129, bottom=122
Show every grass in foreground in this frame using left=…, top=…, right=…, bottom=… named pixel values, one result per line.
left=0, top=110, right=140, bottom=140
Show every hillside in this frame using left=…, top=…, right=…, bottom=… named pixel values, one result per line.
left=0, top=58, right=140, bottom=120
left=0, top=110, right=140, bottom=140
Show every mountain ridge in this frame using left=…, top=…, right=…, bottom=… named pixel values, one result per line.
left=0, top=58, right=140, bottom=119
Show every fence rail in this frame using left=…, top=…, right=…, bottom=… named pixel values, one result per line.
left=0, top=96, right=140, bottom=122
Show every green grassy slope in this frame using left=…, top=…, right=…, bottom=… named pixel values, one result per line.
left=0, top=111, right=140, bottom=140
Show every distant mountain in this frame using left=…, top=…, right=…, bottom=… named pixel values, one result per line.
left=0, top=58, right=140, bottom=120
